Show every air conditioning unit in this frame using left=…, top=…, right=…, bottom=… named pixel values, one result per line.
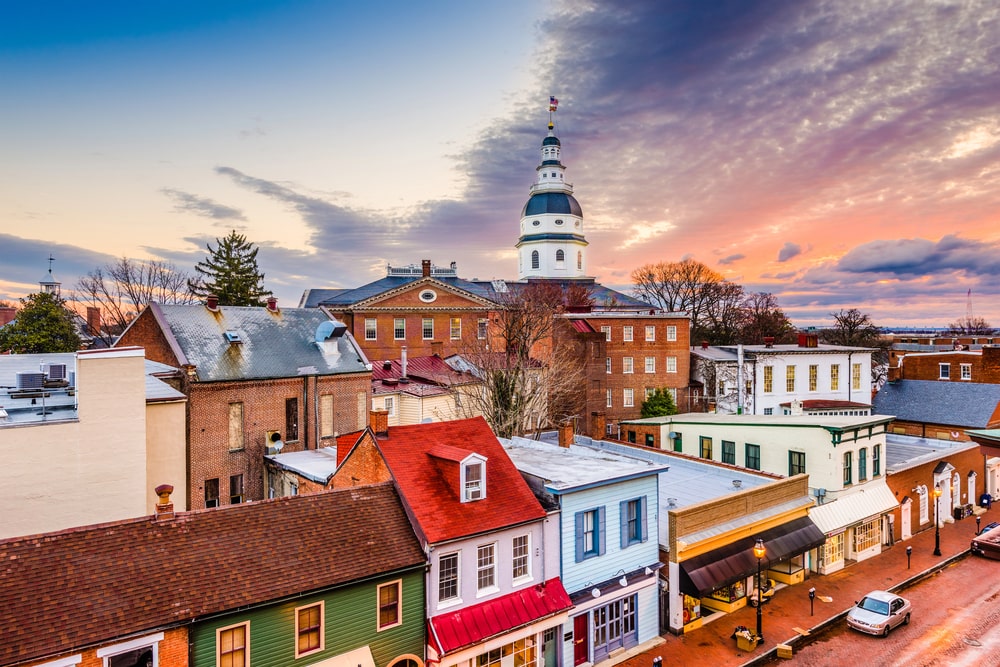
left=42, top=363, right=67, bottom=381
left=16, top=372, right=46, bottom=390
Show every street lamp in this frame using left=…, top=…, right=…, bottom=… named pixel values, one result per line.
left=933, top=484, right=942, bottom=557
left=753, top=538, right=766, bottom=643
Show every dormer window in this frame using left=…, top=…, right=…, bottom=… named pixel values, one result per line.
left=462, top=455, right=487, bottom=502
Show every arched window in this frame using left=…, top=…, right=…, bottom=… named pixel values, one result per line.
left=577, top=251, right=582, bottom=269
left=531, top=250, right=539, bottom=269
left=556, top=249, right=565, bottom=261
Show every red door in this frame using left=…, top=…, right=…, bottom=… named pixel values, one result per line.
left=573, top=614, right=589, bottom=666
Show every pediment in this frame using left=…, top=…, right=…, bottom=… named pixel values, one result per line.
left=351, top=277, right=495, bottom=310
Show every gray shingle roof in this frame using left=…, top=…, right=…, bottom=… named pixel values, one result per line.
left=150, top=304, right=370, bottom=382
left=873, top=380, right=1000, bottom=428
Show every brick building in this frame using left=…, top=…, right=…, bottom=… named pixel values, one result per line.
left=888, top=345, right=1000, bottom=383
left=116, top=299, right=372, bottom=509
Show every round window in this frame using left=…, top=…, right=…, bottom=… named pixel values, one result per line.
left=418, top=290, right=437, bottom=303
left=532, top=220, right=541, bottom=227
left=555, top=219, right=564, bottom=226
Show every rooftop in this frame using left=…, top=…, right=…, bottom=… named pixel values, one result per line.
left=885, top=433, right=981, bottom=473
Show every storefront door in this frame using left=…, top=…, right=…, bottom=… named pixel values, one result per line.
left=573, top=614, right=589, bottom=666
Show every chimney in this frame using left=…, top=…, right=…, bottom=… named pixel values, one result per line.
left=701, top=340, right=709, bottom=349
left=591, top=411, right=606, bottom=439
left=266, top=296, right=278, bottom=312
left=431, top=340, right=443, bottom=357
left=558, top=421, right=574, bottom=448
left=797, top=332, right=818, bottom=348
left=206, top=294, right=219, bottom=311
left=401, top=345, right=408, bottom=378
left=763, top=336, right=774, bottom=348
left=0, top=305, right=16, bottom=326
left=370, top=409, right=389, bottom=437
left=154, top=484, right=175, bottom=521
left=422, top=259, right=431, bottom=278
left=86, top=307, right=101, bottom=336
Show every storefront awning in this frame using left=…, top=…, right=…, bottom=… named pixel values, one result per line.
left=428, top=578, right=572, bottom=656
left=809, top=481, right=899, bottom=535
left=678, top=516, right=826, bottom=598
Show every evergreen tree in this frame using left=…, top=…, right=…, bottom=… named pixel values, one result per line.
left=640, top=388, right=679, bottom=418
left=188, top=231, right=271, bottom=306
left=0, top=292, right=81, bottom=353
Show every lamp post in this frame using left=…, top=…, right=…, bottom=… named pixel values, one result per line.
left=933, top=484, right=942, bottom=557
left=753, top=538, right=766, bottom=643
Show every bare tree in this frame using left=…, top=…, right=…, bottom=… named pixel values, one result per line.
left=700, top=281, right=747, bottom=344
left=819, top=308, right=889, bottom=388
left=948, top=316, right=995, bottom=335
left=454, top=281, right=589, bottom=438
left=739, top=292, right=795, bottom=344
left=630, top=259, right=724, bottom=328
left=76, top=257, right=196, bottom=345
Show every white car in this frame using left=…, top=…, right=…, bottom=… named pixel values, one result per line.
left=846, top=590, right=911, bottom=636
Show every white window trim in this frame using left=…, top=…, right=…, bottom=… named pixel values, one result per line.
left=438, top=551, right=462, bottom=608
left=461, top=454, right=487, bottom=502
left=512, top=534, right=532, bottom=583
left=666, top=356, right=677, bottom=373
left=623, top=326, right=634, bottom=342
left=365, top=318, right=377, bottom=340
left=961, top=363, right=972, bottom=380
left=295, top=600, right=326, bottom=657
left=644, top=357, right=655, bottom=373
left=624, top=388, right=634, bottom=407
left=666, top=325, right=677, bottom=341
left=623, top=357, right=633, bottom=374
left=97, top=632, right=163, bottom=666
left=451, top=318, right=462, bottom=340
left=422, top=318, right=434, bottom=340
left=38, top=657, right=83, bottom=667
left=476, top=542, right=499, bottom=596
left=383, top=396, right=396, bottom=417
left=216, top=622, right=249, bottom=667
left=377, top=579, right=403, bottom=631
left=394, top=319, right=405, bottom=340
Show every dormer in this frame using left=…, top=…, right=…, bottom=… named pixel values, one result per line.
left=461, top=454, right=487, bottom=502
left=428, top=444, right=488, bottom=503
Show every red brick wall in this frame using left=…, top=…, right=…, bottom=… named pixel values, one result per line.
left=885, top=446, right=987, bottom=542
left=341, top=309, right=494, bottom=361
left=331, top=432, right=393, bottom=489
left=24, top=627, right=188, bottom=667
left=188, top=373, right=371, bottom=509
left=116, top=307, right=181, bottom=366
left=895, top=348, right=1000, bottom=383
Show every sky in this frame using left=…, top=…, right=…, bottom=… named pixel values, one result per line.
left=2, top=0, right=999, bottom=329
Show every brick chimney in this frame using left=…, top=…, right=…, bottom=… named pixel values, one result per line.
left=558, top=421, right=574, bottom=448
left=701, top=340, right=709, bottom=349
left=154, top=484, right=175, bottom=521
left=86, top=307, right=101, bottom=337
left=0, top=305, right=16, bottom=326
left=797, top=332, right=818, bottom=348
left=763, top=336, right=774, bottom=348
left=591, top=411, right=606, bottom=438
left=371, top=409, right=389, bottom=437
left=422, top=259, right=431, bottom=278
left=206, top=294, right=219, bottom=311
left=266, top=296, right=278, bottom=312
left=431, top=341, right=443, bottom=357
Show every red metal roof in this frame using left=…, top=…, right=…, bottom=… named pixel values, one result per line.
left=428, top=578, right=572, bottom=655
left=568, top=319, right=597, bottom=333
left=372, top=417, right=546, bottom=543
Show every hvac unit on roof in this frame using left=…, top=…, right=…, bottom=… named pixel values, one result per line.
left=42, top=363, right=67, bottom=380
left=16, top=371, right=46, bottom=390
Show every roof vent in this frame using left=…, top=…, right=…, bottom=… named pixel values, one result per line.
left=382, top=360, right=393, bottom=370
left=667, top=497, right=677, bottom=508
left=732, top=479, right=742, bottom=489
left=224, top=330, right=242, bottom=344
left=315, top=320, right=348, bottom=342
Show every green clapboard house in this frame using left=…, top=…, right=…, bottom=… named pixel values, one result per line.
left=189, top=481, right=427, bottom=667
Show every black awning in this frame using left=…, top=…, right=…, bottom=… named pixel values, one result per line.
left=678, top=516, right=826, bottom=598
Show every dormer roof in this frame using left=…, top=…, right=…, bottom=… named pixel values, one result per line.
left=347, top=417, right=545, bottom=543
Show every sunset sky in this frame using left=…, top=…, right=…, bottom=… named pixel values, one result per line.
left=2, top=0, right=998, bottom=329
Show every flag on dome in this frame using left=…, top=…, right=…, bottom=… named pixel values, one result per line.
left=549, top=96, right=559, bottom=111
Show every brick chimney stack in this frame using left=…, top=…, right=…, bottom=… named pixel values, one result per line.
left=591, top=411, right=606, bottom=438
left=154, top=484, right=175, bottom=521
left=422, top=259, right=431, bottom=278
left=206, top=294, right=219, bottom=311
left=0, top=305, right=17, bottom=326
left=558, top=421, right=574, bottom=448
left=266, top=296, right=278, bottom=312
left=86, top=307, right=101, bottom=337
left=370, top=409, right=389, bottom=437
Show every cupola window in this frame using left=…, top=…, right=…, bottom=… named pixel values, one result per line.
left=555, top=219, right=564, bottom=226
left=531, top=250, right=539, bottom=269
left=532, top=220, right=541, bottom=226
left=577, top=251, right=582, bottom=269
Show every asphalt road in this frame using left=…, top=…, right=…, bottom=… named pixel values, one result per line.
left=782, top=554, right=1000, bottom=666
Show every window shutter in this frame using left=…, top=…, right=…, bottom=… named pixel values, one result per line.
left=598, top=506, right=607, bottom=556
left=620, top=500, right=629, bottom=549
left=640, top=496, right=649, bottom=542
left=574, top=512, right=585, bottom=562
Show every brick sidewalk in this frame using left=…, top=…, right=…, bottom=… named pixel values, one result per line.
left=614, top=507, right=992, bottom=667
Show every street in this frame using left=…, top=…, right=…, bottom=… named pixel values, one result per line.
left=779, top=554, right=1000, bottom=666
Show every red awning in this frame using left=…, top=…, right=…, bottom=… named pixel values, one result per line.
left=428, top=578, right=572, bottom=656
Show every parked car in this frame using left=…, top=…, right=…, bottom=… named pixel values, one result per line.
left=846, top=590, right=911, bottom=636
left=971, top=523, right=1000, bottom=558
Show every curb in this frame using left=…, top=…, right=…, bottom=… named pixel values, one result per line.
left=738, top=549, right=971, bottom=666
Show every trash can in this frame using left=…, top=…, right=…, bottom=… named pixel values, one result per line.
left=954, top=506, right=964, bottom=521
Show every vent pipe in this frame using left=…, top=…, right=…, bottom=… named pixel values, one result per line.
left=401, top=345, right=408, bottom=379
